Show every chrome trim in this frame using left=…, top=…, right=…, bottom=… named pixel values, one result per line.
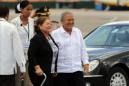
left=84, top=75, right=103, bottom=78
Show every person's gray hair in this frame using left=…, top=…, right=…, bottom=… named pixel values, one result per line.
left=60, top=12, right=73, bottom=22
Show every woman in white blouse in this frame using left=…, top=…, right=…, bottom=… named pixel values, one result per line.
left=11, top=0, right=34, bottom=61
left=11, top=1, right=34, bottom=86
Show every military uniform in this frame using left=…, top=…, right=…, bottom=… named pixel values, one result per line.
left=32, top=6, right=60, bottom=31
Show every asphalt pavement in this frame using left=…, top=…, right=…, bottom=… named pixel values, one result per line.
left=10, top=9, right=129, bottom=36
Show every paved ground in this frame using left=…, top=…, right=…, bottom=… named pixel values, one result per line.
left=10, top=9, right=129, bottom=36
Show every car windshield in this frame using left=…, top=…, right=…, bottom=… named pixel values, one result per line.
left=84, top=25, right=129, bottom=47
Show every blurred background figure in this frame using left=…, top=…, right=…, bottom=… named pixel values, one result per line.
left=11, top=0, right=34, bottom=61
left=11, top=0, right=34, bottom=86
left=31, top=6, right=60, bottom=31
left=51, top=20, right=60, bottom=31
left=31, top=6, right=50, bottom=18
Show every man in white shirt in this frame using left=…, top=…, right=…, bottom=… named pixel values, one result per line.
left=51, top=12, right=89, bottom=86
left=0, top=6, right=26, bottom=86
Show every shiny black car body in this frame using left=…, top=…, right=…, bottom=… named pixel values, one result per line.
left=84, top=21, right=129, bottom=86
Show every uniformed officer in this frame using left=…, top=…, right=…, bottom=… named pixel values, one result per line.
left=31, top=6, right=60, bottom=31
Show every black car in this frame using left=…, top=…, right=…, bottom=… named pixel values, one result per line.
left=84, top=21, right=129, bottom=86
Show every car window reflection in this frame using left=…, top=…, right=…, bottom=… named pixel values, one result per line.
left=85, top=25, right=129, bottom=47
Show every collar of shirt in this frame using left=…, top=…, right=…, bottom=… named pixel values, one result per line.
left=60, top=26, right=76, bottom=36
left=17, top=15, right=33, bottom=26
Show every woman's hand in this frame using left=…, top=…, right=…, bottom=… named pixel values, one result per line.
left=34, top=65, right=44, bottom=76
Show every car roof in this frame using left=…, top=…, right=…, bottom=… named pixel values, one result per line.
left=102, top=21, right=129, bottom=26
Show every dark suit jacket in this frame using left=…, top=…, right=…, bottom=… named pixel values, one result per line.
left=28, top=31, right=53, bottom=74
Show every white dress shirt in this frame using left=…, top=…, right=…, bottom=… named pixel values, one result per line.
left=51, top=26, right=89, bottom=73
left=11, top=16, right=34, bottom=60
left=0, top=18, right=26, bottom=75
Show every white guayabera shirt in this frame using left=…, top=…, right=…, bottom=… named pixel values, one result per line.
left=51, top=26, right=89, bottom=73
left=0, top=18, right=26, bottom=75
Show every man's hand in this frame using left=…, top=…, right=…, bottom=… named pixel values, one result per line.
left=83, top=64, right=89, bottom=74
left=20, top=72, right=25, bottom=80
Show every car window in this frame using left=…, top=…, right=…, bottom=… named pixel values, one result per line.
left=84, top=25, right=129, bottom=47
